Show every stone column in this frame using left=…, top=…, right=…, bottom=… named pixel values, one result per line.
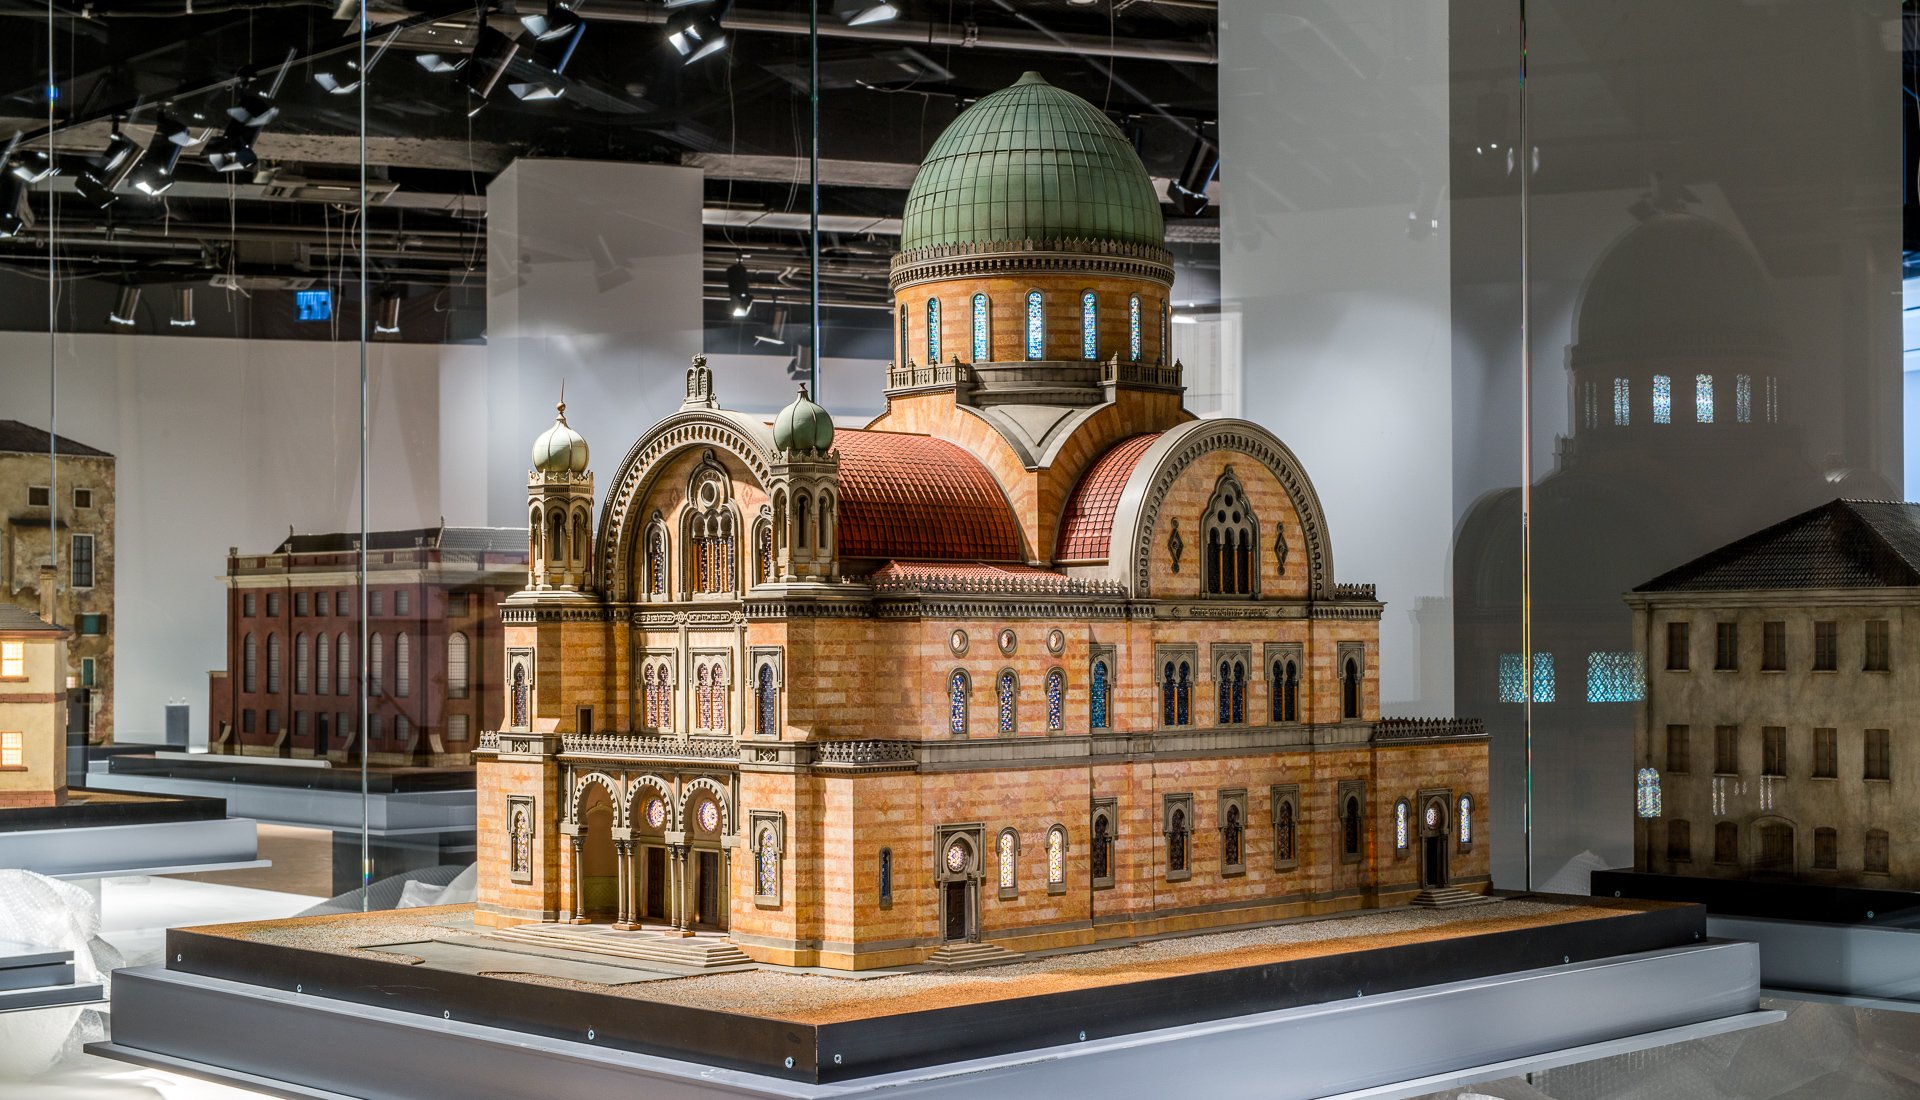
left=568, top=836, right=586, bottom=924
left=612, top=841, right=631, bottom=929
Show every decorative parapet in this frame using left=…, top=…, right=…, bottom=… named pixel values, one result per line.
left=815, top=739, right=917, bottom=765
left=884, top=359, right=971, bottom=394
left=1373, top=717, right=1487, bottom=743
left=1100, top=355, right=1182, bottom=391
left=1333, top=583, right=1378, bottom=601
left=560, top=732, right=738, bottom=759
left=478, top=729, right=500, bottom=752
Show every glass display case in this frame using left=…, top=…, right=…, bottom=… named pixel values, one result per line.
left=0, top=0, right=1911, bottom=1096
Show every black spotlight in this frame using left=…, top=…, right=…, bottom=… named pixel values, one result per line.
left=373, top=289, right=402, bottom=335
left=204, top=118, right=260, bottom=174
left=74, top=127, right=142, bottom=208
left=726, top=261, right=753, bottom=318
left=668, top=0, right=731, bottom=64
left=170, top=286, right=196, bottom=328
left=519, top=0, right=582, bottom=42
left=459, top=25, right=528, bottom=116
left=1167, top=130, right=1218, bottom=218
left=833, top=0, right=898, bottom=25
left=109, top=285, right=142, bottom=327
left=509, top=19, right=585, bottom=102
left=8, top=150, right=57, bottom=183
left=129, top=114, right=194, bottom=197
left=315, top=33, right=396, bottom=94
left=0, top=172, right=32, bottom=239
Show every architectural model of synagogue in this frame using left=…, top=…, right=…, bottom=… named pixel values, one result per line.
left=1628, top=498, right=1920, bottom=891
left=475, top=72, right=1489, bottom=969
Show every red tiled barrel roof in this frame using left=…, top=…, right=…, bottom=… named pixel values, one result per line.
left=832, top=430, right=1024, bottom=562
left=1054, top=433, right=1162, bottom=561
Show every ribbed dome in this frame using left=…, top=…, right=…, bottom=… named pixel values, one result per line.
left=899, top=71, right=1164, bottom=253
left=1573, top=213, right=1785, bottom=355
left=773, top=384, right=834, bottom=454
left=531, top=402, right=589, bottom=473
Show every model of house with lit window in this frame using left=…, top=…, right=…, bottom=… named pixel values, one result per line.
left=0, top=580, right=69, bottom=809
left=474, top=72, right=1490, bottom=968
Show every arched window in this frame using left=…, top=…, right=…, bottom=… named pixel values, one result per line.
left=1080, top=290, right=1098, bottom=359
left=694, top=660, right=727, bottom=732
left=1635, top=768, right=1661, bottom=818
left=1161, top=661, right=1176, bottom=726
left=1167, top=808, right=1189, bottom=873
left=1025, top=290, right=1044, bottom=359
left=448, top=632, right=469, bottom=699
left=243, top=632, right=258, bottom=693
left=1217, top=659, right=1246, bottom=725
left=756, top=825, right=780, bottom=900
left=1090, top=660, right=1110, bottom=730
left=1274, top=799, right=1297, bottom=866
left=1272, top=659, right=1300, bottom=722
left=1458, top=795, right=1473, bottom=849
left=1394, top=799, right=1410, bottom=852
left=756, top=663, right=777, bottom=737
left=548, top=509, right=565, bottom=565
left=395, top=632, right=411, bottom=698
left=369, top=633, right=384, bottom=695
left=1128, top=295, right=1142, bottom=361
left=754, top=522, right=773, bottom=585
left=573, top=512, right=589, bottom=571
left=878, top=847, right=893, bottom=906
left=1342, top=796, right=1362, bottom=858
left=1341, top=658, right=1361, bottom=719
left=336, top=632, right=350, bottom=695
left=898, top=302, right=908, bottom=364
left=1203, top=474, right=1256, bottom=596
left=645, top=525, right=668, bottom=597
left=266, top=633, right=282, bottom=693
left=926, top=297, right=941, bottom=363
left=511, top=663, right=528, bottom=728
left=688, top=466, right=737, bottom=596
left=293, top=634, right=309, bottom=694
left=948, top=669, right=969, bottom=736
left=1047, top=826, right=1067, bottom=887
left=796, top=494, right=812, bottom=551
left=1223, top=804, right=1243, bottom=868
left=1159, top=301, right=1169, bottom=364
left=316, top=633, right=331, bottom=696
left=643, top=662, right=670, bottom=730
left=998, top=829, right=1018, bottom=894
left=1092, top=812, right=1113, bottom=882
left=997, top=669, right=1018, bottom=734
left=1176, top=661, right=1192, bottom=726
left=971, top=292, right=990, bottom=361
left=1045, top=668, right=1065, bottom=732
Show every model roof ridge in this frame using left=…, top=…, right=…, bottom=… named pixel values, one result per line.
left=0, top=419, right=113, bottom=458
left=0, top=604, right=63, bottom=634
left=1633, top=497, right=1920, bottom=593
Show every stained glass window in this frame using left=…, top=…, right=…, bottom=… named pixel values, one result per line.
left=646, top=528, right=666, bottom=595
left=898, top=303, right=908, bottom=364
left=1176, top=662, right=1191, bottom=726
left=998, top=830, right=1016, bottom=891
left=757, top=827, right=779, bottom=897
left=1223, top=805, right=1243, bottom=867
left=696, top=664, right=711, bottom=730
left=1765, top=376, right=1779, bottom=422
left=878, top=848, right=893, bottom=904
left=1636, top=768, right=1661, bottom=818
left=697, top=800, right=719, bottom=833
left=997, top=670, right=1018, bottom=734
left=1168, top=808, right=1188, bottom=873
left=511, top=663, right=527, bottom=728
left=948, top=670, right=969, bottom=736
left=756, top=664, right=777, bottom=736
left=1025, top=290, right=1044, bottom=359
left=1394, top=800, right=1409, bottom=851
left=1458, top=796, right=1473, bottom=846
left=1161, top=661, right=1176, bottom=726
left=1217, top=659, right=1246, bottom=724
left=1695, top=373, right=1714, bottom=423
left=1652, top=374, right=1672, bottom=424
left=1736, top=373, right=1752, bottom=423
left=971, top=293, right=989, bottom=361
left=1090, top=660, right=1109, bottom=729
left=1080, top=290, right=1097, bottom=359
left=1586, top=651, right=1646, bottom=703
left=1497, top=652, right=1556, bottom=703
left=1046, top=668, right=1064, bottom=732
left=1218, top=661, right=1233, bottom=724
left=1275, top=800, right=1295, bottom=864
left=756, top=524, right=773, bottom=584
left=1160, top=302, right=1170, bottom=364
left=926, top=297, right=941, bottom=363
left=1047, top=827, right=1065, bottom=885
left=1128, top=295, right=1142, bottom=361
left=1612, top=377, right=1629, bottom=426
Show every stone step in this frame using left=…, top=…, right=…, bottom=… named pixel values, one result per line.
left=924, top=942, right=1023, bottom=970
left=487, top=925, right=753, bottom=970
left=1410, top=886, right=1495, bottom=910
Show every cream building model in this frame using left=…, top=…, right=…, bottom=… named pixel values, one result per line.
left=474, top=72, right=1490, bottom=969
left=0, top=570, right=68, bottom=809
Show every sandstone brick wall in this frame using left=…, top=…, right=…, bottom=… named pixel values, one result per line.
left=894, top=274, right=1171, bottom=374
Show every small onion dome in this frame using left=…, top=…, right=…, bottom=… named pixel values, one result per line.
left=773, top=384, right=834, bottom=454
left=532, top=400, right=589, bottom=473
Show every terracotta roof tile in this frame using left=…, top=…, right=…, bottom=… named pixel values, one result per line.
left=1054, top=433, right=1161, bottom=560
left=832, top=431, right=1024, bottom=562
left=864, top=561, right=1122, bottom=596
left=1636, top=499, right=1920, bottom=592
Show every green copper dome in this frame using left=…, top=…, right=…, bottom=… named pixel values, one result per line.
left=899, top=71, right=1164, bottom=253
left=773, top=384, right=834, bottom=454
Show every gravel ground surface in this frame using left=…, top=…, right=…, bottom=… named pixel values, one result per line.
left=190, top=897, right=1633, bottom=1024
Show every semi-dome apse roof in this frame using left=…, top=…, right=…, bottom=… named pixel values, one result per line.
left=899, top=71, right=1165, bottom=253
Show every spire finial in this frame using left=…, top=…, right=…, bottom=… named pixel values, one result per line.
left=556, top=379, right=567, bottom=421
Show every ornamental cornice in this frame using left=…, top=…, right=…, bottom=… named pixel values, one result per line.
left=633, top=607, right=749, bottom=629
left=889, top=238, right=1174, bottom=292
left=560, top=732, right=740, bottom=760
left=500, top=604, right=614, bottom=623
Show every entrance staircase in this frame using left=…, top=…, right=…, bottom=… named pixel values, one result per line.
left=1410, top=886, right=1495, bottom=910
left=924, top=942, right=1023, bottom=970
left=488, top=924, right=752, bottom=970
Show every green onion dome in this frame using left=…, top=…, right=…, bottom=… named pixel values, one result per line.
left=773, top=384, right=834, bottom=454
left=531, top=401, right=589, bottom=473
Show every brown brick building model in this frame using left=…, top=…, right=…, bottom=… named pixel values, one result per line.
left=0, top=421, right=114, bottom=743
left=474, top=73, right=1489, bottom=968
left=209, top=525, right=525, bottom=767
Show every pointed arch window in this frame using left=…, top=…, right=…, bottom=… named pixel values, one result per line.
left=266, top=633, right=282, bottom=693
left=447, top=632, right=469, bottom=699
left=1091, top=811, right=1114, bottom=884
left=1025, top=290, right=1045, bottom=359
left=336, top=633, right=350, bottom=695
left=754, top=521, right=773, bottom=585
left=1176, top=661, right=1192, bottom=726
left=926, top=297, right=941, bottom=363
left=295, top=634, right=310, bottom=694
left=1128, top=295, right=1142, bottom=361
left=998, top=829, right=1019, bottom=896
left=645, top=525, right=668, bottom=597
left=1217, top=659, right=1246, bottom=725
left=1167, top=807, right=1189, bottom=875
left=1341, top=657, right=1361, bottom=719
left=511, top=663, right=528, bottom=728
left=643, top=662, right=671, bottom=730
left=395, top=632, right=411, bottom=698
left=1274, top=798, right=1297, bottom=866
left=1272, top=658, right=1300, bottom=722
left=695, top=659, right=728, bottom=732
left=971, top=292, right=990, bottom=361
left=1047, top=826, right=1067, bottom=889
left=316, top=633, right=331, bottom=696
left=1161, top=660, right=1176, bottom=726
left=1223, top=804, right=1244, bottom=869
left=1080, top=290, right=1098, bottom=359
left=1090, top=659, right=1110, bottom=730
left=948, top=669, right=970, bottom=736
left=756, top=663, right=778, bottom=737
left=997, top=669, right=1018, bottom=734
left=1045, top=668, right=1065, bottom=732
left=1204, top=474, right=1257, bottom=596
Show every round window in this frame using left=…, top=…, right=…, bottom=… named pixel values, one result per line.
left=697, top=800, right=720, bottom=833
left=644, top=798, right=666, bottom=829
left=1425, top=803, right=1441, bottom=830
left=945, top=840, right=969, bottom=873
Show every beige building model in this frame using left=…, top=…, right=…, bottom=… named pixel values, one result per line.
left=1629, top=498, right=1920, bottom=888
left=473, top=72, right=1489, bottom=969
left=0, top=420, right=114, bottom=743
left=0, top=574, right=68, bottom=809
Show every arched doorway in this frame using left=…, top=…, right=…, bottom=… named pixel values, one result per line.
left=937, top=830, right=980, bottom=942
left=579, top=784, right=618, bottom=920
left=632, top=784, right=671, bottom=922
left=685, top=789, right=729, bottom=930
left=1418, top=795, right=1450, bottom=889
